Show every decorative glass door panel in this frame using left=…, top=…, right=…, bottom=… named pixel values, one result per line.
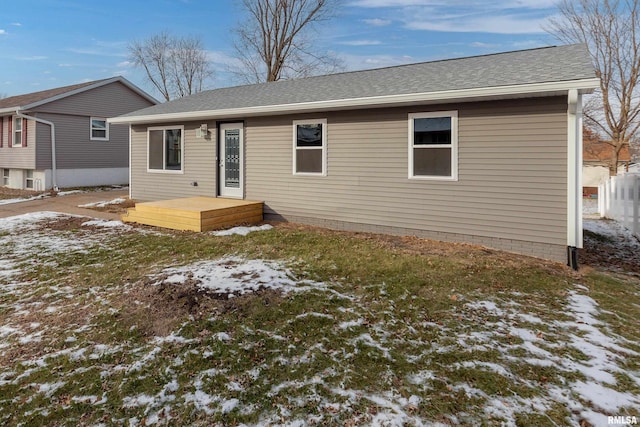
left=225, top=129, right=240, bottom=188
left=219, top=123, right=243, bottom=198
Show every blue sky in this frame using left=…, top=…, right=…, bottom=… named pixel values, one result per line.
left=1, top=0, right=560, bottom=99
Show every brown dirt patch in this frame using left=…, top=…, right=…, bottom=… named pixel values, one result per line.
left=580, top=228, right=640, bottom=275
left=117, top=273, right=285, bottom=338
left=38, top=216, right=88, bottom=231
left=0, top=187, right=48, bottom=200
left=86, top=198, right=136, bottom=215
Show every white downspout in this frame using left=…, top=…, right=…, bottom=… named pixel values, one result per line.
left=567, top=89, right=583, bottom=268
left=15, top=111, right=57, bottom=191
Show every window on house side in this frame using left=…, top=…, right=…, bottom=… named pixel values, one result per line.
left=90, top=118, right=109, bottom=141
left=148, top=127, right=183, bottom=172
left=409, top=111, right=458, bottom=180
left=25, top=170, right=34, bottom=189
left=13, top=117, right=22, bottom=147
left=293, top=119, right=326, bottom=176
left=2, top=169, right=9, bottom=186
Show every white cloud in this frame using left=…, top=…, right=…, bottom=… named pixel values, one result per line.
left=11, top=22, right=21, bottom=27
left=350, top=0, right=430, bottom=6
left=0, top=30, right=6, bottom=35
left=339, top=39, right=382, bottom=46
left=350, top=0, right=556, bottom=35
left=116, top=60, right=132, bottom=67
left=58, top=63, right=73, bottom=67
left=470, top=42, right=500, bottom=49
left=362, top=18, right=392, bottom=26
left=206, top=50, right=242, bottom=68
left=18, top=56, right=48, bottom=61
left=407, top=14, right=547, bottom=34
left=338, top=52, right=418, bottom=71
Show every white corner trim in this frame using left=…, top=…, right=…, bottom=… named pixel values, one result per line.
left=109, top=78, right=601, bottom=125
left=567, top=89, right=583, bottom=248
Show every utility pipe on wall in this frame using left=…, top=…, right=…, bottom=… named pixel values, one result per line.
left=15, top=110, right=58, bottom=191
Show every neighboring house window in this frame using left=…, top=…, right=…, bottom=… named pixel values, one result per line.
left=147, top=126, right=183, bottom=172
left=409, top=111, right=458, bottom=180
left=293, top=119, right=327, bottom=176
left=13, top=116, right=22, bottom=147
left=25, top=170, right=34, bottom=189
left=2, top=169, right=9, bottom=186
left=90, top=117, right=109, bottom=141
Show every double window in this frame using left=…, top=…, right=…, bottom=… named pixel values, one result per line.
left=90, top=118, right=109, bottom=141
left=409, top=111, right=458, bottom=180
left=293, top=119, right=326, bottom=176
left=148, top=126, right=183, bottom=172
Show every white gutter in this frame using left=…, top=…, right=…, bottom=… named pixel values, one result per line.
left=567, top=89, right=583, bottom=254
left=109, top=78, right=601, bottom=125
left=16, top=111, right=58, bottom=191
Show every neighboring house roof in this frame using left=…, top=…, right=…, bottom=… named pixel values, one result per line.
left=583, top=127, right=630, bottom=164
left=111, top=44, right=599, bottom=125
left=0, top=76, right=158, bottom=114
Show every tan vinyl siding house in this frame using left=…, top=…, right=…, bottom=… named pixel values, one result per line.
left=0, top=77, right=157, bottom=190
left=113, top=44, right=599, bottom=265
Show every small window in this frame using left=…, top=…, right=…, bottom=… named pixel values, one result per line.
left=293, top=119, right=326, bottom=176
left=147, top=126, right=183, bottom=172
left=25, top=170, right=34, bottom=189
left=409, top=111, right=458, bottom=180
left=13, top=116, right=22, bottom=147
left=2, top=169, right=9, bottom=186
left=90, top=117, right=109, bottom=141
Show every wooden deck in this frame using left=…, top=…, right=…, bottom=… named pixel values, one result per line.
left=122, top=197, right=264, bottom=232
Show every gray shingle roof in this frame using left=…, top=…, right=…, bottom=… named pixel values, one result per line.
left=119, top=44, right=596, bottom=119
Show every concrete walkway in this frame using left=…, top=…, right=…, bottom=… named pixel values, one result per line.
left=0, top=190, right=128, bottom=221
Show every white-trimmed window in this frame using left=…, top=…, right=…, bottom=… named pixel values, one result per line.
left=293, top=119, right=327, bottom=176
left=90, top=117, right=109, bottom=141
left=147, top=126, right=184, bottom=172
left=409, top=111, right=458, bottom=180
left=13, top=116, right=22, bottom=147
left=2, top=169, right=9, bottom=186
left=25, top=170, right=34, bottom=189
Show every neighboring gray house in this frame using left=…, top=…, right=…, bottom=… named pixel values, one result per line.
left=0, top=77, right=157, bottom=190
left=110, top=44, right=599, bottom=264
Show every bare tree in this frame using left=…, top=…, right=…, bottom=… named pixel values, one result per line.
left=547, top=0, right=640, bottom=176
left=129, top=32, right=213, bottom=101
left=233, top=0, right=343, bottom=83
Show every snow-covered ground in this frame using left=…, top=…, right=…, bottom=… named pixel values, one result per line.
left=0, top=212, right=638, bottom=426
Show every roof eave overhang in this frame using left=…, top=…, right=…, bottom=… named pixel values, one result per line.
left=109, top=77, right=601, bottom=125
left=0, top=106, right=22, bottom=115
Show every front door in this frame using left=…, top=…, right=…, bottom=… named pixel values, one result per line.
left=219, top=123, right=243, bottom=199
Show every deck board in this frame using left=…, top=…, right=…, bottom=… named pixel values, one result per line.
left=122, top=197, right=264, bottom=232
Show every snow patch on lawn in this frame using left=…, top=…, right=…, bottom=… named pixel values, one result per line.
left=584, top=218, right=640, bottom=247
left=0, top=194, right=48, bottom=205
left=212, top=224, right=273, bottom=236
left=81, top=219, right=130, bottom=229
left=78, top=197, right=126, bottom=208
left=150, top=256, right=325, bottom=297
left=460, top=289, right=640, bottom=426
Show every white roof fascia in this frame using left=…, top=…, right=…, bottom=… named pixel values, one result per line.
left=0, top=106, right=22, bottom=115
left=109, top=77, right=601, bottom=125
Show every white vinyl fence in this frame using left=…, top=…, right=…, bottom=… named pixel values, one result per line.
left=599, top=172, right=640, bottom=237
